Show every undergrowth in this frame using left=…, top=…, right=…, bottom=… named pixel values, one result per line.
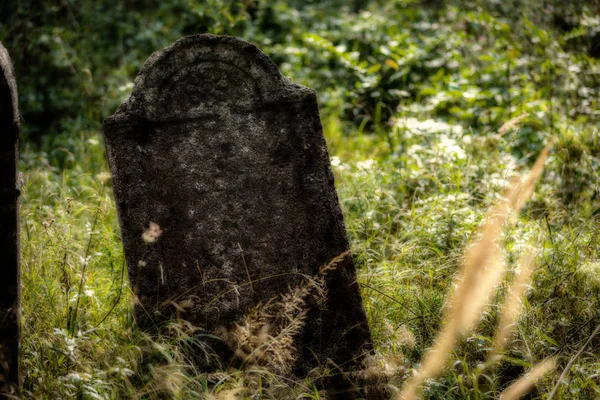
left=10, top=0, right=600, bottom=399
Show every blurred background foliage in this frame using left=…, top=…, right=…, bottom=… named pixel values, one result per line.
left=1, top=0, right=599, bottom=142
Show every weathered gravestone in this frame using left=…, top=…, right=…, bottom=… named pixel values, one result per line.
left=0, top=42, right=21, bottom=398
left=104, top=35, right=377, bottom=394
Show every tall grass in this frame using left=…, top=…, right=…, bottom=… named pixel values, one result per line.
left=18, top=121, right=576, bottom=399
left=397, top=141, right=554, bottom=400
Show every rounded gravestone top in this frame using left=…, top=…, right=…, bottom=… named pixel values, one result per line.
left=0, top=42, right=19, bottom=129
left=105, top=34, right=315, bottom=126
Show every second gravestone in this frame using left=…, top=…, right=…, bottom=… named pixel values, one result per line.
left=0, top=42, right=21, bottom=398
left=104, top=35, right=375, bottom=393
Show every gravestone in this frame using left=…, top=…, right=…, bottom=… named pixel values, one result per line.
left=0, top=42, right=21, bottom=397
left=104, top=35, right=376, bottom=395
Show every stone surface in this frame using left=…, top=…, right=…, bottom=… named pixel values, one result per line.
left=104, top=34, right=374, bottom=391
left=0, top=42, right=21, bottom=398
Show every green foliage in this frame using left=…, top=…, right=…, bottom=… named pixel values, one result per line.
left=2, top=0, right=600, bottom=398
left=1, top=0, right=598, bottom=137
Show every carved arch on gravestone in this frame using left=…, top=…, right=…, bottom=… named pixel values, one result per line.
left=107, top=35, right=314, bottom=123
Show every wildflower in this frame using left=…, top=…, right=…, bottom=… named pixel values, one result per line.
left=356, top=159, right=375, bottom=169
left=142, top=222, right=163, bottom=243
left=438, top=134, right=466, bottom=160
left=118, top=82, right=134, bottom=92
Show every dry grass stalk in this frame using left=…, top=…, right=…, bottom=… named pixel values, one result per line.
left=498, top=113, right=529, bottom=136
left=140, top=362, right=186, bottom=398
left=547, top=321, right=600, bottom=400
left=224, top=250, right=351, bottom=377
left=361, top=354, right=402, bottom=381
left=499, top=358, right=556, bottom=400
left=508, top=137, right=555, bottom=214
left=490, top=248, right=536, bottom=361
left=396, top=141, right=553, bottom=400
left=213, top=388, right=244, bottom=400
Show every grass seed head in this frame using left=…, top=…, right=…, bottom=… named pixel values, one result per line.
left=396, top=140, right=553, bottom=400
